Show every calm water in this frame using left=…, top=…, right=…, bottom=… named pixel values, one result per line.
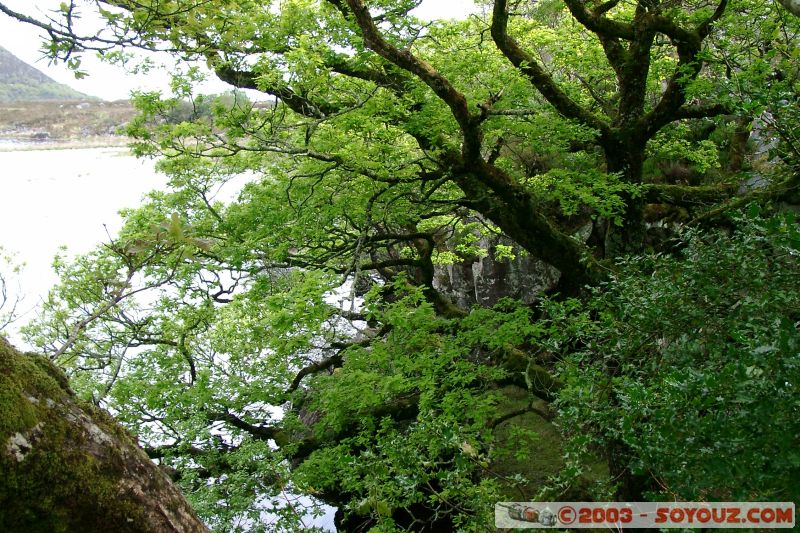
left=0, top=146, right=165, bottom=342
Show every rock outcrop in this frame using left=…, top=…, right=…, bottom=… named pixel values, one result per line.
left=0, top=337, right=207, bottom=532
left=433, top=236, right=561, bottom=309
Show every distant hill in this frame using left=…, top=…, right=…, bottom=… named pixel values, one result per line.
left=0, top=45, right=93, bottom=102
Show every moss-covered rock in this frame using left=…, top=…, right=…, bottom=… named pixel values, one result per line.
left=491, top=385, right=606, bottom=502
left=0, top=337, right=207, bottom=532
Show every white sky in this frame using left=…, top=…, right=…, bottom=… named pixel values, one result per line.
left=0, top=0, right=477, bottom=101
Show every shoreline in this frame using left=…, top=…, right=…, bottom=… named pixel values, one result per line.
left=0, top=135, right=132, bottom=152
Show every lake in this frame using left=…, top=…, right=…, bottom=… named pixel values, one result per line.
left=0, top=146, right=165, bottom=344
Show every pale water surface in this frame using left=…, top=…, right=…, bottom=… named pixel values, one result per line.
left=0, top=147, right=165, bottom=343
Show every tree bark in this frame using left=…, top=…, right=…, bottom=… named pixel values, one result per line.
left=777, top=0, right=800, bottom=17
left=602, top=142, right=647, bottom=256
left=0, top=337, right=208, bottom=532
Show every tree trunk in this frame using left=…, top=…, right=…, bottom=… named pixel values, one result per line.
left=602, top=140, right=647, bottom=257
left=777, top=0, right=800, bottom=17
left=728, top=117, right=751, bottom=172
left=0, top=337, right=208, bottom=532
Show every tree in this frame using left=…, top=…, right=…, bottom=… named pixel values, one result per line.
left=2, top=0, right=799, bottom=530
left=0, top=247, right=23, bottom=333
left=548, top=209, right=800, bottom=504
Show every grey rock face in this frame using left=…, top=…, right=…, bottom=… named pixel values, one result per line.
left=433, top=236, right=560, bottom=310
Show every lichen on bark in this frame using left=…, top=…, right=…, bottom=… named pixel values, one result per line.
left=0, top=337, right=207, bottom=532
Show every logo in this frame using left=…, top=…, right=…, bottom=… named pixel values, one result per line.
left=495, top=502, right=795, bottom=529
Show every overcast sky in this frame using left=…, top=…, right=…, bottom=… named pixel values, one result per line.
left=0, top=0, right=478, bottom=101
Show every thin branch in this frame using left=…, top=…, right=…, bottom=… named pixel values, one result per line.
left=490, top=0, right=610, bottom=135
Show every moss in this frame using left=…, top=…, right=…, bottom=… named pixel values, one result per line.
left=491, top=386, right=606, bottom=501
left=0, top=340, right=64, bottom=441
left=491, top=386, right=564, bottom=499
left=0, top=338, right=150, bottom=531
left=29, top=353, right=74, bottom=395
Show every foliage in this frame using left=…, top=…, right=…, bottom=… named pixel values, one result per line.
left=0, top=247, right=23, bottom=334
left=548, top=210, right=800, bottom=501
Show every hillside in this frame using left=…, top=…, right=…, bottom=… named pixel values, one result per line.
left=0, top=45, right=91, bottom=102
left=0, top=99, right=137, bottom=148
